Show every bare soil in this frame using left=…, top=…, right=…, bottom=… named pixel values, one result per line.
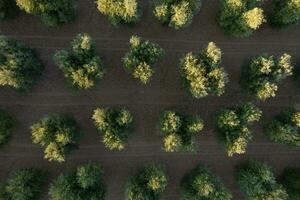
left=0, top=0, right=299, bottom=199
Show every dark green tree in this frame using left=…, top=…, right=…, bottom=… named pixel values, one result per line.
left=240, top=53, right=293, bottom=101
left=125, top=165, right=168, bottom=200
left=0, top=109, right=15, bottom=147
left=153, top=0, right=202, bottom=29
left=280, top=167, right=300, bottom=200
left=16, top=0, right=75, bottom=26
left=215, top=103, right=262, bottom=156
left=123, top=35, right=164, bottom=84
left=270, top=0, right=300, bottom=27
left=0, top=168, right=47, bottom=200
left=54, top=33, right=104, bottom=90
left=265, top=105, right=300, bottom=147
left=159, top=110, right=204, bottom=152
left=31, top=114, right=82, bottom=163
left=92, top=107, right=133, bottom=150
left=0, top=0, right=18, bottom=21
left=236, top=160, right=288, bottom=200
left=179, top=42, right=228, bottom=99
left=96, top=0, right=140, bottom=26
left=181, top=165, right=232, bottom=200
left=0, top=36, right=44, bottom=91
left=218, top=0, right=266, bottom=37
left=49, top=163, right=106, bottom=200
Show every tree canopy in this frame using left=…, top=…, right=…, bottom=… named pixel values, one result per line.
left=54, top=33, right=104, bottom=90
left=0, top=36, right=44, bottom=91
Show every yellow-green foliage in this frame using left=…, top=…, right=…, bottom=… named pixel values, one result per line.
left=241, top=53, right=293, bottom=101
left=125, top=165, right=167, bottom=200
left=216, top=103, right=262, bottom=156
left=96, top=0, right=139, bottom=25
left=92, top=107, right=133, bottom=151
left=218, top=0, right=266, bottom=37
left=160, top=111, right=204, bottom=152
left=54, top=33, right=104, bottom=90
left=123, top=35, right=164, bottom=84
left=16, top=0, right=74, bottom=26
left=180, top=42, right=228, bottom=99
left=31, top=115, right=81, bottom=163
left=265, top=105, right=300, bottom=147
left=181, top=165, right=232, bottom=200
left=153, top=0, right=202, bottom=29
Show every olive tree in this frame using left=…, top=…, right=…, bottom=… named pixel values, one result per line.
left=0, top=168, right=47, bottom=200
left=0, top=0, right=18, bottom=21
left=179, top=42, right=228, bottom=99
left=125, top=164, right=168, bottom=200
left=96, top=0, right=140, bottom=26
left=236, top=160, right=288, bottom=200
left=123, top=35, right=164, bottom=84
left=49, top=163, right=106, bottom=200
left=31, top=114, right=82, bottom=163
left=215, top=103, right=262, bottom=157
left=265, top=105, right=300, bottom=147
left=159, top=110, right=204, bottom=152
left=270, top=0, right=300, bottom=27
left=241, top=53, right=293, bottom=101
left=153, top=0, right=202, bottom=29
left=181, top=165, right=232, bottom=200
left=54, top=33, right=104, bottom=90
left=218, top=0, right=266, bottom=37
left=0, top=36, right=44, bottom=91
left=0, top=110, right=15, bottom=147
left=16, top=0, right=75, bottom=26
left=280, top=167, right=300, bottom=200
left=92, top=107, right=133, bottom=151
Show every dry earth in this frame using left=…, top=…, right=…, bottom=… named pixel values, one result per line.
left=0, top=0, right=300, bottom=199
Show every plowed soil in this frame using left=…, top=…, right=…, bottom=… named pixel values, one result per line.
left=0, top=1, right=300, bottom=199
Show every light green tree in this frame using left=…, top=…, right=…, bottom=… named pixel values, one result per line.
left=153, top=0, right=202, bottom=29
left=96, top=0, right=140, bottom=25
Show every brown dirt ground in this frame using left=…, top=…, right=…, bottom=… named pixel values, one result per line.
left=0, top=0, right=300, bottom=199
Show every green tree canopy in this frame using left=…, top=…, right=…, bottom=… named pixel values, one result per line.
left=31, top=114, right=82, bottom=163
left=159, top=110, right=204, bottom=152
left=240, top=53, right=293, bottom=101
left=123, top=35, right=164, bottom=84
left=54, top=33, right=104, bottom=90
left=280, top=167, right=300, bottom=200
left=49, top=163, right=106, bottom=200
left=215, top=103, right=262, bottom=156
left=270, top=0, right=300, bottom=27
left=181, top=165, right=232, bottom=200
left=218, top=0, right=266, bottom=37
left=265, top=105, right=300, bottom=147
left=0, top=0, right=18, bottom=21
left=236, top=160, right=288, bottom=200
left=153, top=0, right=202, bottom=29
left=180, top=42, right=228, bottom=99
left=0, top=36, right=44, bottom=91
left=92, top=107, right=133, bottom=150
left=96, top=0, right=140, bottom=25
left=0, top=109, right=15, bottom=147
left=0, top=168, right=47, bottom=200
left=125, top=165, right=168, bottom=200
left=16, top=0, right=75, bottom=26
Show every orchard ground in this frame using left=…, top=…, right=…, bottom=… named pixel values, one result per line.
left=0, top=0, right=300, bottom=199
